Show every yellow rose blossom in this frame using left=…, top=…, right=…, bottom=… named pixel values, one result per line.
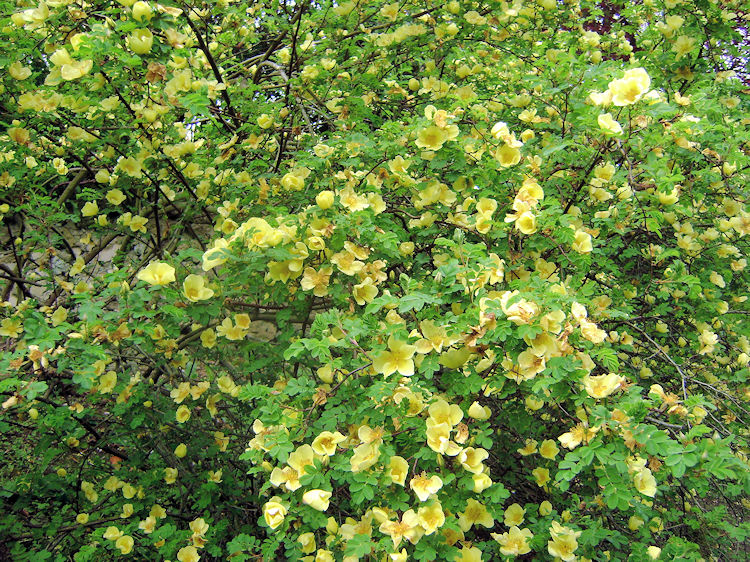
left=138, top=516, right=156, bottom=534
left=427, top=398, right=463, bottom=426
left=492, top=526, right=533, bottom=556
left=303, top=489, right=332, bottom=511
left=131, top=1, right=153, bottom=22
left=415, top=125, right=448, bottom=151
left=350, top=441, right=380, bottom=472
left=458, top=447, right=488, bottom=474
left=353, top=277, right=378, bottom=305
left=312, top=431, right=346, bottom=456
left=583, top=373, right=624, bottom=399
left=467, top=401, right=491, bottom=420
left=103, top=526, right=123, bottom=540
left=532, top=467, right=551, bottom=487
left=633, top=467, right=657, bottom=497
left=177, top=545, right=201, bottom=562
left=410, top=472, right=443, bottom=501
left=137, top=262, right=176, bottom=286
left=129, top=29, right=154, bottom=55
left=373, top=336, right=417, bottom=377
left=379, top=510, right=422, bottom=548
left=539, top=439, right=560, bottom=459
left=495, top=143, right=521, bottom=167
left=263, top=498, right=287, bottom=529
left=175, top=405, right=191, bottom=423
left=572, top=230, right=593, bottom=253
left=504, top=503, right=526, bottom=527
left=458, top=499, right=494, bottom=531
left=598, top=113, right=623, bottom=135
left=288, top=444, right=316, bottom=476
left=607, top=68, right=651, bottom=106
left=515, top=211, right=537, bottom=234
left=115, top=535, right=134, bottom=554
left=183, top=274, right=214, bottom=301
left=106, top=189, right=125, bottom=205
left=417, top=500, right=445, bottom=534
left=547, top=521, right=581, bottom=561
left=81, top=201, right=99, bottom=217
left=387, top=455, right=409, bottom=486
left=298, top=532, right=316, bottom=554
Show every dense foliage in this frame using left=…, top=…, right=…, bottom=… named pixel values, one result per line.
left=1, top=0, right=749, bottom=560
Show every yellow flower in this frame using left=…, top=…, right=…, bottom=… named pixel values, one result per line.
left=177, top=545, right=201, bottom=562
left=0, top=317, right=23, bottom=338
left=350, top=442, right=380, bottom=472
left=379, top=510, right=422, bottom=549
left=98, top=371, right=118, bottom=394
left=532, top=467, right=550, bottom=487
left=353, top=277, right=378, bottom=305
left=302, top=489, right=332, bottom=511
left=288, top=444, right=316, bottom=476
left=131, top=1, right=153, bottom=22
left=598, top=113, right=623, bottom=135
left=202, top=238, right=230, bottom=271
left=373, top=336, right=417, bottom=377
left=583, top=373, right=623, bottom=399
left=9, top=61, right=32, bottom=80
left=257, top=114, right=274, bottom=129
left=415, top=125, right=448, bottom=151
left=547, top=521, right=581, bottom=561
left=425, top=422, right=455, bottom=455
left=298, top=532, right=316, bottom=554
left=60, top=60, right=93, bottom=81
left=492, top=526, right=533, bottom=556
left=672, top=35, right=696, bottom=60
left=388, top=456, right=409, bottom=486
left=138, top=516, right=156, bottom=534
left=427, top=398, right=463, bottom=426
left=105, top=188, right=125, bottom=205
left=175, top=405, right=191, bottom=423
left=316, top=190, right=335, bottom=209
left=572, top=230, right=593, bottom=253
left=454, top=545, right=483, bottom=562
left=495, top=143, right=521, bottom=167
left=312, top=431, right=346, bottom=456
left=129, top=29, right=154, bottom=55
left=458, top=447, right=488, bottom=474
left=409, top=472, right=443, bottom=502
left=137, top=261, right=176, bottom=286
left=263, top=498, right=287, bottom=529
left=515, top=211, right=537, bottom=234
left=103, top=526, right=123, bottom=540
left=472, top=471, right=493, bottom=493
left=539, top=439, right=559, bottom=460
left=417, top=500, right=445, bottom=535
left=467, top=401, right=491, bottom=420
left=458, top=499, right=494, bottom=531
left=183, top=274, right=214, bottom=301
left=504, top=503, right=525, bottom=527
left=607, top=68, right=651, bottom=106
left=81, top=201, right=99, bottom=217
left=216, top=317, right=246, bottom=341
left=115, top=535, right=134, bottom=554
left=633, top=467, right=657, bottom=497
left=414, top=320, right=452, bottom=354
left=580, top=320, right=607, bottom=343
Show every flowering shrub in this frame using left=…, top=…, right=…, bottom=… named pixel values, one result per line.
left=1, top=0, right=749, bottom=560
